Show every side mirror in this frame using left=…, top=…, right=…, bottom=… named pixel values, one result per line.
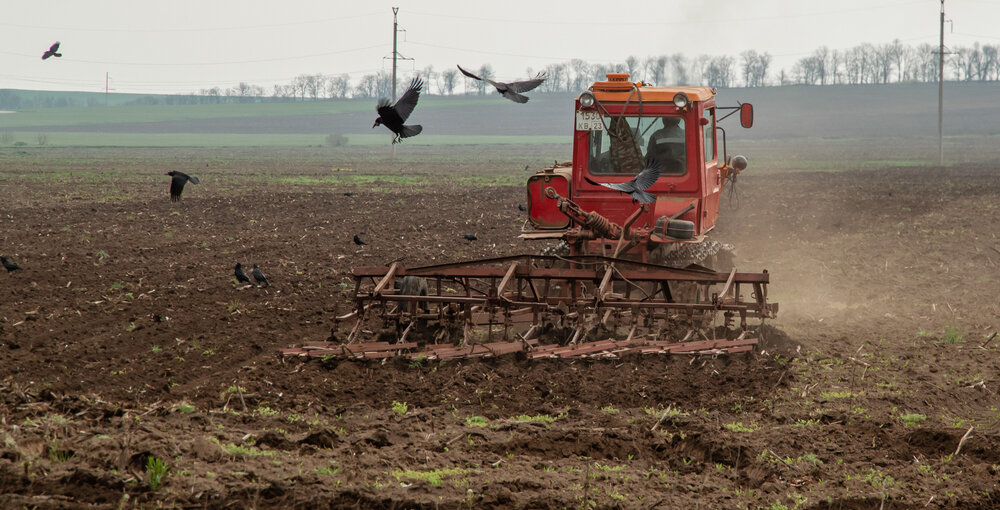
left=739, top=103, right=754, bottom=128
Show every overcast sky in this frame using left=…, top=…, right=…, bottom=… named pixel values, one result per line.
left=1, top=0, right=996, bottom=95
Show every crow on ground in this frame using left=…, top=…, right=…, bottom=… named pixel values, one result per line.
left=353, top=235, right=366, bottom=246
left=343, top=192, right=354, bottom=197
left=518, top=204, right=526, bottom=212
left=373, top=77, right=423, bottom=144
left=234, top=263, right=251, bottom=284
left=166, top=171, right=199, bottom=201
left=251, top=264, right=269, bottom=287
left=42, top=42, right=62, bottom=60
left=457, top=65, right=547, bottom=104
left=462, top=234, right=478, bottom=241
left=584, top=158, right=662, bottom=203
left=1, top=256, right=21, bottom=272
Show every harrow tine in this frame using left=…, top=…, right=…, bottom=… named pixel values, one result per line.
left=397, top=321, right=414, bottom=345
left=372, top=262, right=399, bottom=295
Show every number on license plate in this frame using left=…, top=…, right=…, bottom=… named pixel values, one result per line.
left=575, top=111, right=604, bottom=131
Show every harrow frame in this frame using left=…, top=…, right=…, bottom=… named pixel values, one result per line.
left=282, top=254, right=777, bottom=360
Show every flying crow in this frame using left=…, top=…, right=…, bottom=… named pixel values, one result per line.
left=584, top=158, right=661, bottom=203
left=1, top=256, right=21, bottom=272
left=457, top=65, right=547, bottom=104
left=166, top=171, right=199, bottom=201
left=373, top=77, right=423, bottom=144
left=353, top=234, right=366, bottom=246
left=234, top=263, right=251, bottom=284
left=42, top=42, right=62, bottom=60
left=251, top=264, right=269, bottom=287
left=462, top=234, right=478, bottom=241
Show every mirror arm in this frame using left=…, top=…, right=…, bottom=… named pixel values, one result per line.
left=717, top=126, right=728, bottom=163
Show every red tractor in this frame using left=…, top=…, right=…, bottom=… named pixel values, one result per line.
left=523, top=72, right=754, bottom=269
left=299, top=74, right=776, bottom=361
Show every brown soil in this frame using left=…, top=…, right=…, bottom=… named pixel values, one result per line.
left=1, top=148, right=999, bottom=509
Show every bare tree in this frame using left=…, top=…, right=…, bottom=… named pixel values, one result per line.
left=645, top=56, right=667, bottom=85
left=740, top=50, right=770, bottom=87
left=624, top=55, right=640, bottom=78
left=421, top=65, right=438, bottom=94
left=327, top=74, right=350, bottom=98
left=670, top=54, right=688, bottom=85
left=568, top=59, right=592, bottom=91
left=541, top=63, right=567, bottom=92
left=703, top=56, right=734, bottom=88
left=441, top=69, right=458, bottom=95
left=354, top=73, right=378, bottom=99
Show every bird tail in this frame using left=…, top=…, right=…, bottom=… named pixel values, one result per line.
left=400, top=125, right=423, bottom=139
left=630, top=190, right=657, bottom=203
left=188, top=176, right=200, bottom=185
left=54, top=52, right=62, bottom=57
left=503, top=91, right=530, bottom=104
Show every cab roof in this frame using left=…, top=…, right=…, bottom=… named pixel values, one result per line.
left=586, top=73, right=715, bottom=103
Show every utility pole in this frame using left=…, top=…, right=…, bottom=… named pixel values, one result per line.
left=392, top=7, right=399, bottom=102
left=938, top=0, right=945, bottom=167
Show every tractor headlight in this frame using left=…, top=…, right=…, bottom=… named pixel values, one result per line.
left=579, top=91, right=595, bottom=108
left=672, top=92, right=689, bottom=109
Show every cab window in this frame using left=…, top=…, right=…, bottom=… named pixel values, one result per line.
left=587, top=115, right=686, bottom=176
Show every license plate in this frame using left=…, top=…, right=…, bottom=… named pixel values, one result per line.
left=575, top=111, right=604, bottom=131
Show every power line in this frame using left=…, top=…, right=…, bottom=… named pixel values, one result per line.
left=0, top=45, right=384, bottom=67
left=406, top=0, right=926, bottom=26
left=0, top=11, right=382, bottom=33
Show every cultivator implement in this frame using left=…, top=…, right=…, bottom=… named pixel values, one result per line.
left=281, top=254, right=777, bottom=361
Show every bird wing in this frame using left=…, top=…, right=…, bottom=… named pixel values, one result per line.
left=507, top=73, right=547, bottom=93
left=500, top=90, right=530, bottom=104
left=456, top=65, right=483, bottom=81
left=628, top=189, right=658, bottom=203
left=187, top=175, right=200, bottom=185
left=391, top=77, right=423, bottom=122
left=630, top=159, right=662, bottom=191
left=50, top=42, right=60, bottom=53
left=170, top=174, right=187, bottom=196
left=584, top=176, right=635, bottom=193
left=399, top=124, right=423, bottom=139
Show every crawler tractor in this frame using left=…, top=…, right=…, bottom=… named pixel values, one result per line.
left=286, top=74, right=776, bottom=361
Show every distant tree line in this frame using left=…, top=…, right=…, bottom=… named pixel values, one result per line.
left=2, top=40, right=998, bottom=109
left=244, top=39, right=1000, bottom=99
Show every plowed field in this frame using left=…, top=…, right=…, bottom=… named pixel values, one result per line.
left=1, top=147, right=999, bottom=509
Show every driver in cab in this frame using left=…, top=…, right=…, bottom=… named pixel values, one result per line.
left=646, top=117, right=685, bottom=173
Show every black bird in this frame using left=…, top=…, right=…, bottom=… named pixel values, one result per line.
left=42, top=41, right=62, bottom=60
left=251, top=264, right=269, bottom=287
left=457, top=65, right=547, bottom=104
left=518, top=204, right=526, bottom=212
left=1, top=256, right=21, bottom=272
left=373, top=77, right=423, bottom=144
left=343, top=192, right=354, bottom=197
left=166, top=171, right=199, bottom=201
left=462, top=234, right=478, bottom=241
left=353, top=234, right=366, bottom=246
left=234, top=263, right=251, bottom=284
left=584, top=158, right=661, bottom=203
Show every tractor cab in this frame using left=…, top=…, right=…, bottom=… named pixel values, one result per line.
left=523, top=73, right=752, bottom=262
